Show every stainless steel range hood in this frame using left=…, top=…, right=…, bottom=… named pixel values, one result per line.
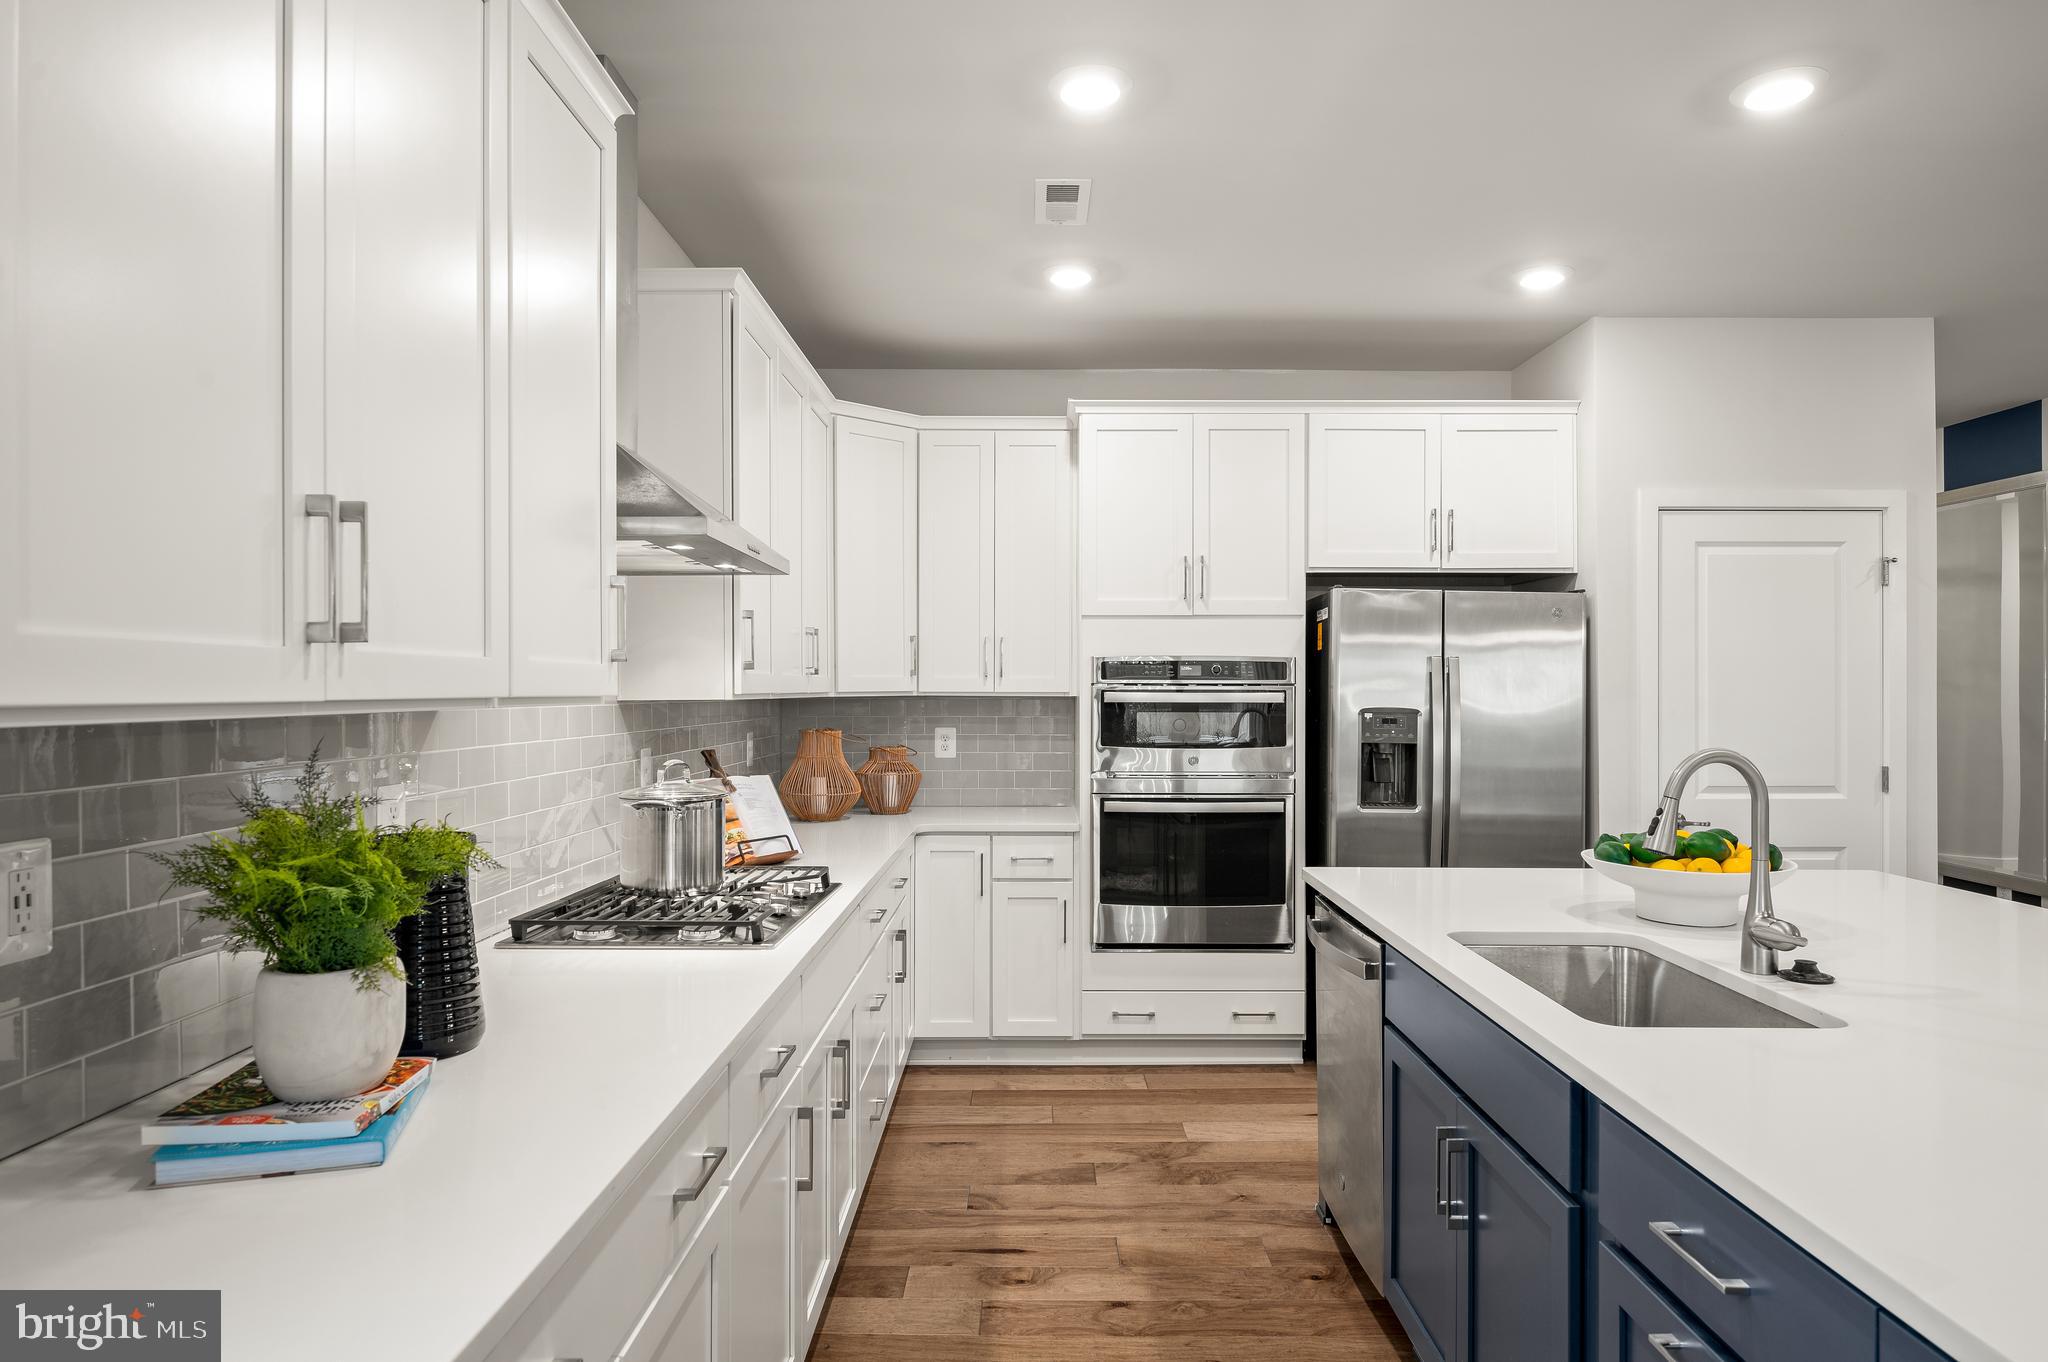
left=615, top=447, right=789, bottom=575
left=602, top=58, right=787, bottom=579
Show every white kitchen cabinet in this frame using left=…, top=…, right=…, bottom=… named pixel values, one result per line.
left=1440, top=410, right=1577, bottom=572
left=1193, top=414, right=1305, bottom=614
left=731, top=295, right=781, bottom=695
left=505, top=0, right=619, bottom=696
left=834, top=416, right=920, bottom=692
left=1078, top=413, right=1196, bottom=614
left=993, top=430, right=1075, bottom=692
left=799, top=392, right=836, bottom=691
left=918, top=431, right=999, bottom=692
left=991, top=881, right=1076, bottom=1038
left=616, top=1198, right=729, bottom=1362
left=727, top=1095, right=797, bottom=1362
left=792, top=1041, right=834, bottom=1344
left=913, top=835, right=991, bottom=1038
left=825, top=1018, right=860, bottom=1245
left=1309, top=410, right=1443, bottom=570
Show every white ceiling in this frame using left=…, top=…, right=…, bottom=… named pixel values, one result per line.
left=567, top=0, right=2048, bottom=424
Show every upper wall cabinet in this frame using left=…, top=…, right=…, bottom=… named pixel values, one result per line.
left=1078, top=412, right=1304, bottom=616
left=1308, top=407, right=1577, bottom=574
left=0, top=0, right=625, bottom=710
left=833, top=417, right=920, bottom=694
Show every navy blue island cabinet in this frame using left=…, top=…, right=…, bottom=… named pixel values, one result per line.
left=1384, top=1027, right=1578, bottom=1362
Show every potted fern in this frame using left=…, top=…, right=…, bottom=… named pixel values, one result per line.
left=152, top=758, right=490, bottom=1100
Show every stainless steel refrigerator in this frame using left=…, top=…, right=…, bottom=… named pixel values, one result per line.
left=1937, top=475, right=2046, bottom=899
left=1307, top=588, right=1589, bottom=869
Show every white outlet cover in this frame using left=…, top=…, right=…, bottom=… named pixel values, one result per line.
left=2, top=837, right=54, bottom=964
left=934, top=727, right=958, bottom=759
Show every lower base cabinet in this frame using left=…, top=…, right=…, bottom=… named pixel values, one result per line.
left=728, top=1097, right=798, bottom=1362
left=618, top=1197, right=730, bottom=1362
left=1597, top=1240, right=1734, bottom=1362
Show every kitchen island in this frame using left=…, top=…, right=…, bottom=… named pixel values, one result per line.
left=1304, top=864, right=2047, bottom=1362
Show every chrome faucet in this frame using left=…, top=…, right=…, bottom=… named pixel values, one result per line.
left=1643, top=748, right=1807, bottom=976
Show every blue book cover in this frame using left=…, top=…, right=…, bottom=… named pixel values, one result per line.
left=151, top=1077, right=428, bottom=1187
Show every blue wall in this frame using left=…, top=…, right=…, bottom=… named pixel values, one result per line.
left=1944, top=400, right=2042, bottom=490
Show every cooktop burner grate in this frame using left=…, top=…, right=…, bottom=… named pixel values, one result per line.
left=499, top=865, right=838, bottom=949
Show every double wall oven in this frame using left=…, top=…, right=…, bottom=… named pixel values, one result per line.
left=1091, top=657, right=1297, bottom=949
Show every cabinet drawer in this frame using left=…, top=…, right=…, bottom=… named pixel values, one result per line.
left=1082, top=990, right=1305, bottom=1037
left=992, top=834, right=1073, bottom=880
left=1385, top=946, right=1576, bottom=1187
left=1595, top=1106, right=1876, bottom=1362
left=1595, top=1241, right=1736, bottom=1362
left=491, top=1074, right=730, bottom=1361
left=729, top=980, right=805, bottom=1158
left=852, top=940, right=894, bottom=1082
left=803, top=900, right=877, bottom=1039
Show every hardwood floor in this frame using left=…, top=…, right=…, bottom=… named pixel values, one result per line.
left=810, top=1064, right=1417, bottom=1361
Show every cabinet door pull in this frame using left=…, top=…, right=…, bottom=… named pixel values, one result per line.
left=1060, top=899, right=1068, bottom=945
left=759, top=1043, right=795, bottom=1081
left=909, top=633, right=918, bottom=677
left=795, top=1106, right=816, bottom=1192
left=867, top=993, right=888, bottom=1012
left=670, top=1146, right=727, bottom=1205
left=305, top=494, right=340, bottom=643
left=1009, top=855, right=1056, bottom=863
left=1447, top=508, right=1456, bottom=555
left=1110, top=1010, right=1156, bottom=1020
left=339, top=500, right=369, bottom=644
left=1231, top=1010, right=1277, bottom=1020
left=1444, top=1135, right=1471, bottom=1229
left=1181, top=555, right=1191, bottom=601
left=983, top=635, right=991, bottom=680
left=1430, top=507, right=1439, bottom=556
left=740, top=610, right=757, bottom=670
left=1647, top=1335, right=1701, bottom=1361
left=831, top=1038, right=851, bottom=1115
left=891, top=876, right=909, bottom=890
left=998, top=636, right=1006, bottom=679
left=869, top=1096, right=885, bottom=1123
left=892, top=926, right=908, bottom=983
left=1199, top=553, right=1208, bottom=602
left=869, top=906, right=887, bottom=923
left=1647, top=1221, right=1751, bottom=1294
left=608, top=576, right=629, bottom=662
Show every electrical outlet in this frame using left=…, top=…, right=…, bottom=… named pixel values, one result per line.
left=2, top=838, right=54, bottom=964
left=933, top=727, right=958, bottom=760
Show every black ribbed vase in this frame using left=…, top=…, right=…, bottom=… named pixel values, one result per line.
left=395, top=874, right=486, bottom=1059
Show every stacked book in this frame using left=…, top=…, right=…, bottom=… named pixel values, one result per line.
left=140, top=1057, right=433, bottom=1188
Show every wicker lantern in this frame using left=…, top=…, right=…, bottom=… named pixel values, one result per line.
left=855, top=744, right=923, bottom=815
left=780, top=728, right=861, bottom=822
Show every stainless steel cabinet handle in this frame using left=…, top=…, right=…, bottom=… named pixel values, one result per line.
left=740, top=609, right=757, bottom=670
left=983, top=635, right=991, bottom=680
left=869, top=907, right=887, bottom=923
left=1445, top=655, right=1463, bottom=865
left=1445, top=1134, right=1471, bottom=1229
left=979, top=849, right=988, bottom=897
left=1647, top=1221, right=1751, bottom=1294
left=1232, top=1010, right=1277, bottom=1020
left=795, top=1106, right=816, bottom=1192
left=608, top=576, right=629, bottom=662
left=759, top=1043, right=795, bottom=1081
left=671, top=1146, right=727, bottom=1205
left=803, top=625, right=820, bottom=675
left=1060, top=899, right=1068, bottom=945
left=1447, top=507, right=1456, bottom=555
left=867, top=993, right=887, bottom=1012
left=1648, top=1335, right=1700, bottom=1361
left=891, top=876, right=909, bottom=890
left=869, top=1097, right=885, bottom=1123
left=1434, top=1126, right=1453, bottom=1215
left=305, top=494, right=340, bottom=643
left=1181, top=555, right=1191, bottom=602
left=1308, top=906, right=1382, bottom=979
left=1430, top=507, right=1439, bottom=556
left=1010, top=855, right=1056, bottom=863
left=909, top=633, right=918, bottom=677
left=831, top=1038, right=851, bottom=1115
left=998, top=636, right=1006, bottom=680
left=1110, top=1010, right=1156, bottom=1020
left=892, top=926, right=907, bottom=983
left=339, top=500, right=368, bottom=644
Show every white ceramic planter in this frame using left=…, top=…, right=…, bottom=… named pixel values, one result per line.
left=253, top=966, right=405, bottom=1101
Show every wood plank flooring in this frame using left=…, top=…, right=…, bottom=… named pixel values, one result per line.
left=809, top=1064, right=1416, bottom=1361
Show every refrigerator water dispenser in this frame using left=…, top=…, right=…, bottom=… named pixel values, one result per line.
left=1357, top=709, right=1419, bottom=808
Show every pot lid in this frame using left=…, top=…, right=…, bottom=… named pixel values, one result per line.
left=624, top=757, right=727, bottom=807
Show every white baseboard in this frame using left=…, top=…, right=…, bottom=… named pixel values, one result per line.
left=909, top=1037, right=1304, bottom=1066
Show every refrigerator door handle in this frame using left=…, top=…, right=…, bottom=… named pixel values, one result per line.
left=1445, top=655, right=1464, bottom=865
left=1426, top=655, right=1446, bottom=868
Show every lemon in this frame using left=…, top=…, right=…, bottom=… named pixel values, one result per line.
left=1650, top=858, right=1685, bottom=871
left=1686, top=857, right=1722, bottom=873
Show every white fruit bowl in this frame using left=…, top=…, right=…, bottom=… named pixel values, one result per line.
left=1580, top=847, right=1800, bottom=928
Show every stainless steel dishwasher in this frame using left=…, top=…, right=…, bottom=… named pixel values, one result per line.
left=1309, top=891, right=1385, bottom=1290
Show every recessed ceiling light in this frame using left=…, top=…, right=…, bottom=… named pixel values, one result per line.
left=1055, top=66, right=1126, bottom=114
left=1731, top=66, right=1826, bottom=114
left=1517, top=265, right=1570, bottom=293
left=1046, top=264, right=1095, bottom=291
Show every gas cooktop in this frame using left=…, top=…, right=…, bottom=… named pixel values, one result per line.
left=498, top=865, right=838, bottom=949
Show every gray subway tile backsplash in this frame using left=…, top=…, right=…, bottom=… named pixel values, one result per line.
left=0, top=690, right=1068, bottom=1161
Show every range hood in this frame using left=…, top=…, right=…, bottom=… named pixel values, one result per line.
left=616, top=447, right=790, bottom=576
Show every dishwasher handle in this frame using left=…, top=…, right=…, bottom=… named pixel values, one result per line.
left=1308, top=900, right=1382, bottom=980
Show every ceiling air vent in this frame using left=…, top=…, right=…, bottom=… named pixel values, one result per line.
left=1034, top=178, right=1091, bottom=227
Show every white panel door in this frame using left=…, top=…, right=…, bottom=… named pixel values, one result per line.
left=792, top=1045, right=833, bottom=1344
left=0, top=0, right=323, bottom=706
left=617, top=1200, right=728, bottom=1362
left=1194, top=413, right=1304, bottom=615
left=324, top=0, right=503, bottom=699
left=1656, top=508, right=1888, bottom=869
left=731, top=302, right=777, bottom=693
left=833, top=416, right=919, bottom=692
left=913, top=836, right=990, bottom=1038
left=727, top=1101, right=796, bottom=1362
left=798, top=396, right=834, bottom=691
left=1307, top=412, right=1441, bottom=571
left=994, top=430, right=1074, bottom=693
left=991, top=882, right=1075, bottom=1038
left=918, top=430, right=997, bottom=693
left=507, top=1, right=615, bottom=696
left=1440, top=412, right=1576, bottom=572
left=1078, top=414, right=1194, bottom=615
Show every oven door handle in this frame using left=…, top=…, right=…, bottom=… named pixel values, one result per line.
left=1096, top=689, right=1289, bottom=706
left=1099, top=799, right=1288, bottom=815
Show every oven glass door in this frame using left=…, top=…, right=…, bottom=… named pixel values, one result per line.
left=1095, top=797, right=1293, bottom=948
left=1094, top=689, right=1293, bottom=777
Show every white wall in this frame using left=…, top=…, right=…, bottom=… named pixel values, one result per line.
left=1515, top=318, right=1939, bottom=878
left=638, top=199, right=692, bottom=267
left=823, top=367, right=1511, bottom=417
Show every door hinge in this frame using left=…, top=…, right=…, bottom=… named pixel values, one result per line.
left=1880, top=556, right=1899, bottom=586
left=1881, top=765, right=1891, bottom=793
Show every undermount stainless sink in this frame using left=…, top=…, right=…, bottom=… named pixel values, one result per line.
left=1457, top=939, right=1836, bottom=1029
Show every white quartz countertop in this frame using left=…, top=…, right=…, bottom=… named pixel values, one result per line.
left=1302, top=865, right=2048, bottom=1362
left=0, top=807, right=1077, bottom=1362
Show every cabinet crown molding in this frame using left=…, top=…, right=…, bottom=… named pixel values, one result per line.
left=1068, top=398, right=1580, bottom=417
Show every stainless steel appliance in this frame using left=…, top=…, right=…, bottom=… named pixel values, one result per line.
left=1308, top=589, right=1587, bottom=869
left=1308, top=892, right=1384, bottom=1290
left=1092, top=657, right=1297, bottom=949
left=499, top=866, right=837, bottom=948
left=1938, top=474, right=2047, bottom=899
left=619, top=759, right=730, bottom=895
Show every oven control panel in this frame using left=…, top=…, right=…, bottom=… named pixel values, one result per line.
left=1096, top=657, right=1293, bottom=682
